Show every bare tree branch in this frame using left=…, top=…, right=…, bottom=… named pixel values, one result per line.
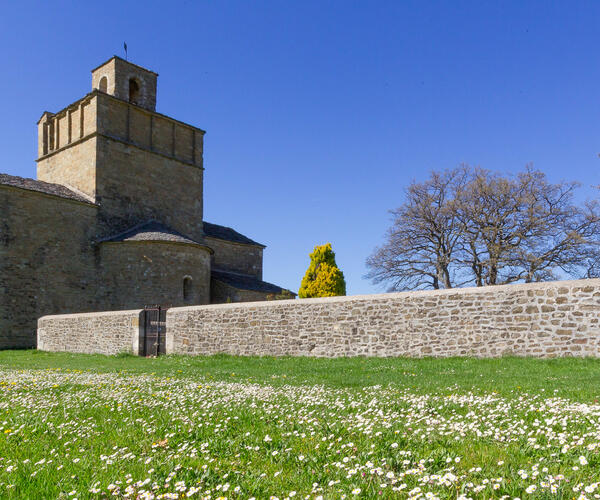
left=367, top=165, right=600, bottom=290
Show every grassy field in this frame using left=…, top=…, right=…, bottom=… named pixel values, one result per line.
left=0, top=351, right=598, bottom=499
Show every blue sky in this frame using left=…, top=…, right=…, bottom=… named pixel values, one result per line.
left=1, top=1, right=599, bottom=295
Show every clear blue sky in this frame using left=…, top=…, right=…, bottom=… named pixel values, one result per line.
left=1, top=1, right=599, bottom=295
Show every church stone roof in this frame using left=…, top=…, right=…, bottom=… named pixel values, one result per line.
left=99, top=220, right=211, bottom=250
left=212, top=269, right=295, bottom=296
left=91, top=55, right=159, bottom=76
left=203, top=221, right=265, bottom=247
left=0, top=173, right=95, bottom=205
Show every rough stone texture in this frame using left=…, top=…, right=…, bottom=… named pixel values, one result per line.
left=166, top=279, right=600, bottom=358
left=0, top=186, right=99, bottom=348
left=0, top=173, right=93, bottom=204
left=206, top=237, right=264, bottom=279
left=99, top=241, right=212, bottom=309
left=210, top=270, right=292, bottom=303
left=92, top=56, right=158, bottom=112
left=1, top=57, right=291, bottom=349
left=94, top=131, right=204, bottom=241
left=36, top=90, right=206, bottom=242
left=203, top=222, right=265, bottom=246
left=38, top=310, right=143, bottom=355
left=210, top=278, right=244, bottom=304
left=100, top=220, right=205, bottom=245
left=37, top=98, right=98, bottom=197
left=0, top=178, right=216, bottom=347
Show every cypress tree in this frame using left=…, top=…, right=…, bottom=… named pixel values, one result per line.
left=298, top=243, right=346, bottom=298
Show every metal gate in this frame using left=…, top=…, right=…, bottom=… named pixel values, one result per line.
left=142, top=305, right=168, bottom=356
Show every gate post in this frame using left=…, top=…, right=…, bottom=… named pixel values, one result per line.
left=165, top=308, right=173, bottom=355
left=132, top=309, right=145, bottom=356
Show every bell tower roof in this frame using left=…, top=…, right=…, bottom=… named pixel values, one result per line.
left=91, top=56, right=158, bottom=111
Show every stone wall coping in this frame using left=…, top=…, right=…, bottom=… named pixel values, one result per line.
left=168, top=278, right=600, bottom=313
left=36, top=277, right=600, bottom=322
left=39, top=309, right=142, bottom=321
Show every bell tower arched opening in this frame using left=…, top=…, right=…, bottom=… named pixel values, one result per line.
left=98, top=76, right=108, bottom=93
left=128, top=78, right=140, bottom=104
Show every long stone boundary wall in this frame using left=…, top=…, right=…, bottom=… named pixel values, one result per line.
left=38, top=310, right=143, bottom=355
left=38, top=279, right=600, bottom=358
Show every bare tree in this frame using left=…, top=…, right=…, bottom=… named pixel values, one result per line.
left=454, top=167, right=524, bottom=286
left=511, top=178, right=600, bottom=282
left=367, top=165, right=600, bottom=291
left=365, top=168, right=469, bottom=290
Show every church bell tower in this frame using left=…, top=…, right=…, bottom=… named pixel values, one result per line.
left=36, top=56, right=206, bottom=241
left=91, top=57, right=158, bottom=111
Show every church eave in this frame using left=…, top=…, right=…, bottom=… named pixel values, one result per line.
left=0, top=173, right=98, bottom=206
left=203, top=222, right=267, bottom=248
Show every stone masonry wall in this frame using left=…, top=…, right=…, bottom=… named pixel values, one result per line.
left=37, top=136, right=98, bottom=199
left=206, top=237, right=263, bottom=279
left=209, top=278, right=272, bottom=304
left=167, top=279, right=600, bottom=358
left=38, top=310, right=143, bottom=355
left=36, top=92, right=206, bottom=241
left=95, top=134, right=204, bottom=241
left=99, top=242, right=211, bottom=310
left=0, top=186, right=99, bottom=349
left=38, top=279, right=600, bottom=358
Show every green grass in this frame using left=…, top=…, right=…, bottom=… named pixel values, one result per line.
left=2, top=349, right=600, bottom=400
left=0, top=351, right=598, bottom=499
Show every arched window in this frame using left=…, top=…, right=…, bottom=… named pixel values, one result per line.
left=183, top=276, right=193, bottom=303
left=99, top=76, right=108, bottom=93
left=128, top=78, right=140, bottom=104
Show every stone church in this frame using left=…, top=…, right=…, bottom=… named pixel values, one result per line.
left=0, top=56, right=293, bottom=349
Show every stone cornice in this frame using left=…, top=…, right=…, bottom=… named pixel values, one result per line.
left=36, top=130, right=205, bottom=171
left=37, top=90, right=205, bottom=134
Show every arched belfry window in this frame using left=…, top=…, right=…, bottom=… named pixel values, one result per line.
left=48, top=121, right=55, bottom=151
left=99, top=76, right=108, bottom=93
left=129, top=78, right=140, bottom=104
left=183, top=276, right=193, bottom=303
